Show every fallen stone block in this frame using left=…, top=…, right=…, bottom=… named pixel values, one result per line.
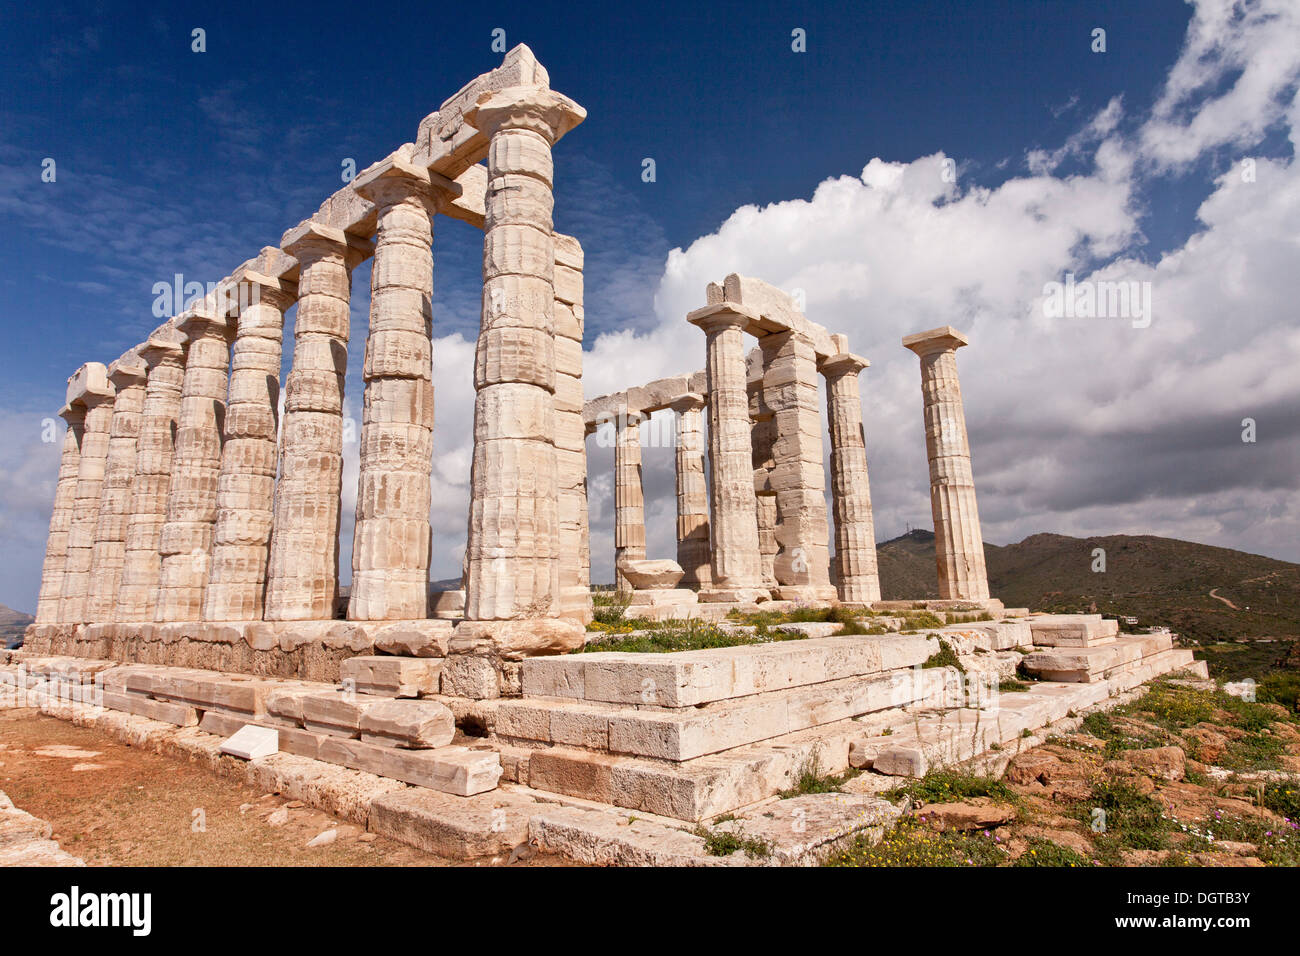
left=359, top=698, right=456, bottom=749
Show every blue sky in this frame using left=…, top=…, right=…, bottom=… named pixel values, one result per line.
left=1, top=0, right=1298, bottom=612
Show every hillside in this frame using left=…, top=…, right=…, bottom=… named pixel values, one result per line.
left=877, top=530, right=1300, bottom=644
left=0, top=603, right=34, bottom=647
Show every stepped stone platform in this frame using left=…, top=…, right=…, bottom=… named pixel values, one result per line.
left=2, top=607, right=1208, bottom=863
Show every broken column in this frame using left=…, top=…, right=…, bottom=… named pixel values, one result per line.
left=116, top=324, right=185, bottom=621
left=613, top=410, right=646, bottom=590
left=669, top=393, right=711, bottom=588
left=902, top=325, right=989, bottom=602
left=821, top=351, right=881, bottom=603
left=553, top=233, right=591, bottom=622
left=203, top=261, right=296, bottom=622
left=265, top=223, right=368, bottom=621
left=760, top=330, right=834, bottom=601
left=155, top=303, right=233, bottom=622
left=84, top=349, right=148, bottom=622
left=348, top=161, right=445, bottom=621
left=460, top=84, right=584, bottom=639
left=58, top=363, right=115, bottom=624
left=688, top=303, right=765, bottom=596
left=33, top=403, right=87, bottom=624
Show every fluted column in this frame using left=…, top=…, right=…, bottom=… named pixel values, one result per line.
left=156, top=306, right=233, bottom=621
left=84, top=350, right=148, bottom=622
left=613, top=410, right=646, bottom=590
left=117, top=325, right=185, bottom=621
left=821, top=352, right=881, bottom=603
left=553, top=234, right=591, bottom=621
left=760, top=330, right=834, bottom=599
left=265, top=223, right=369, bottom=621
left=348, top=161, right=443, bottom=621
left=688, top=305, right=763, bottom=591
left=903, top=325, right=989, bottom=602
left=462, top=85, right=585, bottom=621
left=203, top=267, right=296, bottom=621
left=58, top=364, right=115, bottom=624
left=34, top=403, right=87, bottom=623
left=669, top=393, right=711, bottom=588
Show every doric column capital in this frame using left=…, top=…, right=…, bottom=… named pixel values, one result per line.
left=229, top=264, right=298, bottom=316
left=353, top=156, right=460, bottom=213
left=175, top=304, right=232, bottom=344
left=58, top=402, right=86, bottom=424
left=820, top=352, right=870, bottom=379
left=66, top=362, right=114, bottom=408
left=139, top=323, right=184, bottom=367
left=687, top=302, right=760, bottom=335
left=282, top=220, right=374, bottom=271
left=666, top=392, right=706, bottom=414
left=107, top=349, right=148, bottom=388
left=464, top=85, right=586, bottom=145
left=902, top=324, right=969, bottom=357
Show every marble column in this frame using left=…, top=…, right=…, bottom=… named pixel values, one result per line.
left=462, top=85, right=585, bottom=622
left=748, top=359, right=779, bottom=588
left=156, top=305, right=233, bottom=621
left=58, top=363, right=115, bottom=624
left=613, top=410, right=646, bottom=590
left=348, top=161, right=443, bottom=621
left=84, top=349, right=148, bottom=622
left=203, top=265, right=296, bottom=622
left=265, top=223, right=369, bottom=621
left=902, top=325, right=989, bottom=602
left=553, top=233, right=591, bottom=621
left=821, top=352, right=881, bottom=603
left=760, top=330, right=834, bottom=600
left=117, top=325, right=185, bottom=621
left=688, top=305, right=764, bottom=592
left=669, top=393, right=711, bottom=588
left=34, top=403, right=87, bottom=624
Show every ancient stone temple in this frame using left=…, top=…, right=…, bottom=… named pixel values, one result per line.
left=12, top=46, right=1206, bottom=865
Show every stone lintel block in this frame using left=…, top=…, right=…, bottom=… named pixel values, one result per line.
left=451, top=619, right=585, bottom=661
left=339, top=655, right=442, bottom=698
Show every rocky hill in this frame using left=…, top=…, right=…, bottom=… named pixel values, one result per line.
left=878, top=529, right=1300, bottom=644
left=0, top=603, right=33, bottom=647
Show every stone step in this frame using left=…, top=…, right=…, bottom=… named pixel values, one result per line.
left=522, top=632, right=939, bottom=707
left=498, top=666, right=959, bottom=761
left=521, top=705, right=914, bottom=822
left=1027, top=613, right=1120, bottom=646
left=1021, top=632, right=1173, bottom=682
left=937, top=620, right=1032, bottom=651
left=199, top=709, right=500, bottom=796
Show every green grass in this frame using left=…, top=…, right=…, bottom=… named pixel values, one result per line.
left=1075, top=779, right=1172, bottom=856
left=779, top=754, right=857, bottom=797
left=884, top=768, right=1017, bottom=805
left=826, top=817, right=1007, bottom=867
left=921, top=638, right=965, bottom=673
left=693, top=825, right=773, bottom=859
left=1012, top=837, right=1095, bottom=867
left=578, top=619, right=807, bottom=654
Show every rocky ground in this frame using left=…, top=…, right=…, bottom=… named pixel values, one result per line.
left=826, top=678, right=1300, bottom=866
left=0, top=710, right=569, bottom=867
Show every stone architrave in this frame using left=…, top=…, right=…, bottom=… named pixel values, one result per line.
left=116, top=324, right=185, bottom=621
left=461, top=85, right=585, bottom=624
left=668, top=393, right=711, bottom=588
left=688, top=305, right=764, bottom=592
left=58, top=363, right=115, bottom=624
left=821, top=351, right=881, bottom=603
left=203, top=265, right=297, bottom=622
left=155, top=305, right=233, bottom=622
left=264, top=223, right=369, bottom=621
left=613, top=410, right=646, bottom=591
left=553, top=233, right=591, bottom=622
left=83, top=349, right=148, bottom=622
left=33, top=403, right=87, bottom=624
left=902, top=325, right=989, bottom=602
left=348, top=160, right=448, bottom=621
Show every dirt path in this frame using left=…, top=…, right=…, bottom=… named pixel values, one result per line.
left=0, top=710, right=564, bottom=867
left=1209, top=588, right=1240, bottom=610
